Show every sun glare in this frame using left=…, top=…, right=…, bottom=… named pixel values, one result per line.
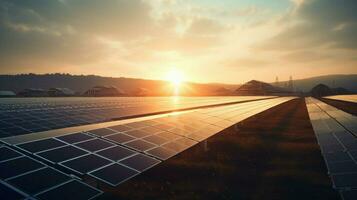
left=166, top=68, right=185, bottom=96
left=167, top=69, right=184, bottom=87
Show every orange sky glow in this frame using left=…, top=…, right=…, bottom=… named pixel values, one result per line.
left=0, top=0, right=356, bottom=84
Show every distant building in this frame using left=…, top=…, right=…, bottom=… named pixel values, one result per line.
left=48, top=88, right=75, bottom=97
left=17, top=88, right=48, bottom=97
left=83, top=86, right=124, bottom=97
left=310, top=84, right=333, bottom=97
left=310, top=84, right=350, bottom=97
left=0, top=90, right=16, bottom=98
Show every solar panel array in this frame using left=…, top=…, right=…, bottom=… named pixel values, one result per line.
left=0, top=96, right=270, bottom=138
left=306, top=97, right=357, bottom=200
left=1, top=97, right=294, bottom=199
left=325, top=95, right=357, bottom=104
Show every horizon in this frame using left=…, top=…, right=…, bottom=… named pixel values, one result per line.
left=1, top=72, right=356, bottom=86
left=0, top=0, right=356, bottom=84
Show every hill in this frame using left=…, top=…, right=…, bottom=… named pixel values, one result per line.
left=236, top=80, right=295, bottom=96
left=279, top=74, right=357, bottom=93
left=0, top=74, right=238, bottom=96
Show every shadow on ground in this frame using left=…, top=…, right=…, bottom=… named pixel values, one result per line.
left=98, top=98, right=340, bottom=200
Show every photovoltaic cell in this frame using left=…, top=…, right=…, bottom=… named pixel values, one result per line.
left=0, top=157, right=45, bottom=180
left=36, top=146, right=88, bottom=163
left=60, top=154, right=111, bottom=174
left=56, top=133, right=94, bottom=144
left=120, top=154, right=160, bottom=172
left=75, top=139, right=115, bottom=152
left=327, top=161, right=357, bottom=174
left=146, top=146, right=177, bottom=160
left=104, top=133, right=135, bottom=144
left=324, top=151, right=352, bottom=164
left=96, top=146, right=136, bottom=162
left=124, top=139, right=157, bottom=152
left=87, top=128, right=117, bottom=137
left=17, top=138, right=66, bottom=153
left=125, top=129, right=152, bottom=138
left=143, top=135, right=168, bottom=145
left=331, top=173, right=357, bottom=188
left=156, top=132, right=181, bottom=140
left=0, top=181, right=26, bottom=200
left=0, top=147, right=22, bottom=162
left=341, top=190, right=357, bottom=200
left=162, top=141, right=186, bottom=152
left=125, top=122, right=148, bottom=129
left=89, top=163, right=139, bottom=186
left=7, top=167, right=70, bottom=195
left=140, top=126, right=162, bottom=135
left=35, top=180, right=102, bottom=200
left=108, top=125, right=132, bottom=132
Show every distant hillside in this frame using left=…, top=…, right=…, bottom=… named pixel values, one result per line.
left=236, top=80, right=296, bottom=96
left=0, top=74, right=238, bottom=96
left=279, top=74, right=357, bottom=93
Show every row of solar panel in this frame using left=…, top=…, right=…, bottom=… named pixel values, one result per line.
left=0, top=97, right=269, bottom=138
left=325, top=95, right=357, bottom=104
left=0, top=97, right=258, bottom=111
left=306, top=98, right=357, bottom=200
left=1, top=97, right=295, bottom=199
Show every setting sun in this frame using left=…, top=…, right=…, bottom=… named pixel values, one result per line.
left=166, top=69, right=184, bottom=87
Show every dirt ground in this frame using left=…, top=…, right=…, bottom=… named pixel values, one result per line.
left=97, top=98, right=340, bottom=200
left=319, top=98, right=357, bottom=116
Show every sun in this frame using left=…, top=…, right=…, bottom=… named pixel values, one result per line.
left=166, top=69, right=184, bottom=87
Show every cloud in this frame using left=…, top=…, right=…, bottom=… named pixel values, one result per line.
left=186, top=17, right=227, bottom=35
left=260, top=0, right=357, bottom=51
left=222, top=57, right=270, bottom=68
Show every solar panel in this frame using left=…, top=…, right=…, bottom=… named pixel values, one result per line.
left=89, top=163, right=139, bottom=186
left=36, top=146, right=88, bottom=164
left=60, top=154, right=112, bottom=174
left=7, top=167, right=70, bottom=195
left=0, top=97, right=297, bottom=198
left=96, top=146, right=136, bottom=162
left=125, top=121, right=148, bottom=129
left=331, top=173, right=357, bottom=189
left=104, top=133, right=135, bottom=144
left=35, top=180, right=102, bottom=200
left=124, top=129, right=152, bottom=138
left=1, top=97, right=272, bottom=137
left=142, top=135, right=168, bottom=145
left=119, top=154, right=160, bottom=172
left=56, top=133, right=94, bottom=144
left=175, top=137, right=197, bottom=148
left=0, top=181, right=26, bottom=200
left=146, top=146, right=177, bottom=160
left=87, top=128, right=117, bottom=137
left=156, top=131, right=181, bottom=140
left=124, top=139, right=157, bottom=152
left=107, top=124, right=132, bottom=132
left=326, top=161, right=357, bottom=174
left=306, top=97, right=357, bottom=197
left=75, top=139, right=115, bottom=152
left=0, top=146, right=22, bottom=162
left=341, top=189, right=357, bottom=200
left=0, top=157, right=45, bottom=180
left=17, top=138, right=66, bottom=154
left=324, top=151, right=352, bottom=164
left=162, top=141, right=186, bottom=152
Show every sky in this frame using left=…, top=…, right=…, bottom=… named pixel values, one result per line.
left=0, top=0, right=356, bottom=84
